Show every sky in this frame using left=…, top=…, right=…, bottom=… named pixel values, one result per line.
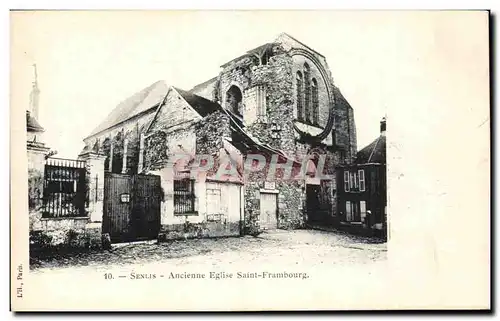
left=11, top=10, right=486, bottom=159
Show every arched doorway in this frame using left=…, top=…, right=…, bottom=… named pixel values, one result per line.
left=226, top=85, right=243, bottom=117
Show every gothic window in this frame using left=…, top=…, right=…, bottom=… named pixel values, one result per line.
left=304, top=63, right=311, bottom=123
left=296, top=71, right=304, bottom=121
left=312, top=78, right=319, bottom=125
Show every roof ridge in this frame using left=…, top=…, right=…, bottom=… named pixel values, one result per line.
left=367, top=136, right=381, bottom=163
left=85, top=80, right=169, bottom=139
left=275, top=32, right=325, bottom=58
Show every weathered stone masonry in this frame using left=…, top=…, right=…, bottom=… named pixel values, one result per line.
left=207, top=36, right=356, bottom=228
left=75, top=33, right=359, bottom=241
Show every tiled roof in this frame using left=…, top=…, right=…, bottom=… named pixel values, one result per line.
left=188, top=76, right=218, bottom=92
left=173, top=87, right=225, bottom=117
left=356, top=135, right=386, bottom=164
left=87, top=80, right=169, bottom=138
left=26, top=111, right=44, bottom=132
left=220, top=43, right=273, bottom=68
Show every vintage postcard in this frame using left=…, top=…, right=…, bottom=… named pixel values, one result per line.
left=10, top=10, right=490, bottom=311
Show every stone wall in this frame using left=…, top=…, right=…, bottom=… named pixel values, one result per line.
left=332, top=87, right=357, bottom=162
left=189, top=77, right=218, bottom=101
left=241, top=152, right=307, bottom=232
left=215, top=43, right=350, bottom=230
left=216, top=48, right=297, bottom=155
left=28, top=149, right=107, bottom=252
left=347, top=107, right=358, bottom=161
left=276, top=180, right=306, bottom=229
left=145, top=104, right=243, bottom=241
left=155, top=169, right=243, bottom=241
left=249, top=52, right=297, bottom=155
left=195, top=111, right=231, bottom=155
left=242, top=179, right=305, bottom=232
left=30, top=217, right=103, bottom=250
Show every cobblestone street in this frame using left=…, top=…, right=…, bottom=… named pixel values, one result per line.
left=26, top=229, right=389, bottom=310
left=31, top=229, right=386, bottom=272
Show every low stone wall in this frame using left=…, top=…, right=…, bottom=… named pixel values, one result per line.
left=29, top=212, right=106, bottom=252
left=336, top=222, right=387, bottom=240
left=158, top=221, right=242, bottom=241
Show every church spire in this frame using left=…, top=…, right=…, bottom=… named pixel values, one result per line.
left=29, top=63, right=40, bottom=120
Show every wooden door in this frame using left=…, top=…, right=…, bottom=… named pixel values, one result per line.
left=103, top=173, right=161, bottom=243
left=260, top=192, right=277, bottom=230
left=306, top=184, right=321, bottom=224
left=103, top=173, right=132, bottom=242
left=132, top=174, right=161, bottom=240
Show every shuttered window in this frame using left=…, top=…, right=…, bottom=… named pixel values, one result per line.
left=344, top=171, right=350, bottom=192
left=346, top=201, right=353, bottom=221
left=360, top=201, right=367, bottom=222
left=358, top=169, right=365, bottom=192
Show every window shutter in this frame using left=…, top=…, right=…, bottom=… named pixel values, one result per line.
left=360, top=201, right=366, bottom=222
left=346, top=201, right=352, bottom=221
left=344, top=171, right=350, bottom=192
left=358, top=169, right=365, bottom=192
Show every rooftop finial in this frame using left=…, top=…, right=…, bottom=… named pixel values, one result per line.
left=380, top=117, right=386, bottom=134
left=32, top=63, right=38, bottom=85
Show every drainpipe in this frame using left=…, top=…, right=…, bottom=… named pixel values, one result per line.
left=239, top=184, right=245, bottom=236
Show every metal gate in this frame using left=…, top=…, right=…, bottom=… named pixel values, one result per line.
left=42, top=158, right=87, bottom=218
left=103, top=172, right=161, bottom=243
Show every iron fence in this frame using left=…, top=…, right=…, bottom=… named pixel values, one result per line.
left=173, top=179, right=195, bottom=214
left=42, top=157, right=87, bottom=218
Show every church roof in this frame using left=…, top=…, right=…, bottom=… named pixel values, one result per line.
left=173, top=87, right=224, bottom=117
left=26, top=111, right=44, bottom=132
left=356, top=135, right=386, bottom=164
left=87, top=80, right=170, bottom=138
left=220, top=43, right=274, bottom=68
left=188, top=76, right=218, bottom=93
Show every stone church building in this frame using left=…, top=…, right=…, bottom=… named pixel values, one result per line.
left=81, top=33, right=357, bottom=242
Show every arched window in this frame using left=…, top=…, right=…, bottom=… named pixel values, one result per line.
left=304, top=63, right=311, bottom=123
left=296, top=71, right=304, bottom=121
left=226, top=85, right=243, bottom=117
left=102, top=138, right=111, bottom=172
left=312, top=78, right=319, bottom=125
left=112, top=131, right=124, bottom=173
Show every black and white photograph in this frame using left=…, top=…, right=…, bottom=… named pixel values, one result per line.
left=10, top=10, right=490, bottom=311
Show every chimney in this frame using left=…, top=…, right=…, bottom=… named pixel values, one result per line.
left=29, top=64, right=40, bottom=120
left=380, top=117, right=386, bottom=136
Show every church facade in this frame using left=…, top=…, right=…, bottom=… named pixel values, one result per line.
left=81, top=33, right=357, bottom=241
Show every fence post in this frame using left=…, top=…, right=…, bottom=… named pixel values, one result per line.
left=27, top=143, right=50, bottom=230
left=78, top=152, right=106, bottom=222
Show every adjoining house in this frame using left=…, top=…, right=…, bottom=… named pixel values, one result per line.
left=336, top=118, right=387, bottom=238
left=79, top=33, right=359, bottom=243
